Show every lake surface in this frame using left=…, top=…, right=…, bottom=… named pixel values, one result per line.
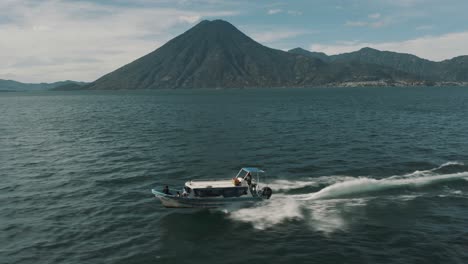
left=1, top=87, right=468, bottom=263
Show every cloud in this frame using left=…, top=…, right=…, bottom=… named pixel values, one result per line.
left=178, top=15, right=202, bottom=23
left=287, top=10, right=303, bottom=16
left=345, top=20, right=387, bottom=28
left=0, top=0, right=239, bottom=82
left=415, top=25, right=433, bottom=30
left=384, top=0, right=426, bottom=6
left=267, top=9, right=282, bottom=15
left=345, top=21, right=368, bottom=27
left=267, top=9, right=302, bottom=16
left=368, top=13, right=381, bottom=19
left=345, top=12, right=395, bottom=29
left=310, top=31, right=468, bottom=61
left=249, top=29, right=310, bottom=44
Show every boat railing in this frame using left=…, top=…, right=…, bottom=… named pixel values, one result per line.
left=189, top=176, right=259, bottom=182
left=189, top=178, right=233, bottom=182
left=188, top=179, right=259, bottom=187
left=153, top=185, right=183, bottom=193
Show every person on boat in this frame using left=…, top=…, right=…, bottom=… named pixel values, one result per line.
left=163, top=185, right=172, bottom=195
left=232, top=177, right=241, bottom=186
left=245, top=172, right=252, bottom=185
left=182, top=187, right=189, bottom=197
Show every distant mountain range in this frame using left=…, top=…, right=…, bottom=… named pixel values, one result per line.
left=0, top=79, right=87, bottom=92
left=2, top=19, right=467, bottom=90
left=288, top=47, right=468, bottom=82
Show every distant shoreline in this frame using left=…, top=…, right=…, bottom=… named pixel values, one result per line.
left=2, top=83, right=468, bottom=93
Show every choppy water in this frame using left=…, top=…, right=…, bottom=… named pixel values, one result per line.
left=1, top=87, right=468, bottom=264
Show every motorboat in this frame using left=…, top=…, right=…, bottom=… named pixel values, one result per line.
left=151, top=167, right=273, bottom=208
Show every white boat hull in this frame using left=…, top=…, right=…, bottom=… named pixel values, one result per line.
left=152, top=189, right=262, bottom=208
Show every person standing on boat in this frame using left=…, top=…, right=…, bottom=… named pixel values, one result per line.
left=245, top=172, right=252, bottom=186
left=163, top=185, right=172, bottom=195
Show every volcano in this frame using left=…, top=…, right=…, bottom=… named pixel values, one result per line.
left=85, top=20, right=419, bottom=90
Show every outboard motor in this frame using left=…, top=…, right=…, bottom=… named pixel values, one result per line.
left=260, top=187, right=273, bottom=199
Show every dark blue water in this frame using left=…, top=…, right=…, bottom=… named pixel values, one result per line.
left=1, top=87, right=468, bottom=264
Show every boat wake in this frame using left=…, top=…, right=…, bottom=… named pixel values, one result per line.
left=301, top=170, right=468, bottom=200
left=228, top=161, right=468, bottom=232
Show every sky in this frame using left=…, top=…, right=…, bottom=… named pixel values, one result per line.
left=1, top=0, right=468, bottom=83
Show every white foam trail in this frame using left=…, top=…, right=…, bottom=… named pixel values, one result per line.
left=303, top=172, right=468, bottom=200
left=306, top=198, right=369, bottom=234
left=267, top=176, right=355, bottom=192
left=267, top=180, right=317, bottom=191
left=229, top=196, right=369, bottom=233
left=437, top=161, right=464, bottom=168
left=229, top=194, right=302, bottom=230
left=438, top=187, right=464, bottom=198
left=403, top=161, right=464, bottom=177
left=308, top=201, right=346, bottom=233
left=395, top=194, right=421, bottom=201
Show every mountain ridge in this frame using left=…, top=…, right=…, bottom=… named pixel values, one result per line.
left=0, top=79, right=87, bottom=91
left=289, top=47, right=468, bottom=82
left=84, top=20, right=430, bottom=90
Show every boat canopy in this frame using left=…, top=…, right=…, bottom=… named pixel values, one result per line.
left=185, top=168, right=265, bottom=189
left=241, top=167, right=265, bottom=173
left=186, top=179, right=235, bottom=189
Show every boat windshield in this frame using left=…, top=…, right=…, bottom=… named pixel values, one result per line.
left=236, top=167, right=265, bottom=184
